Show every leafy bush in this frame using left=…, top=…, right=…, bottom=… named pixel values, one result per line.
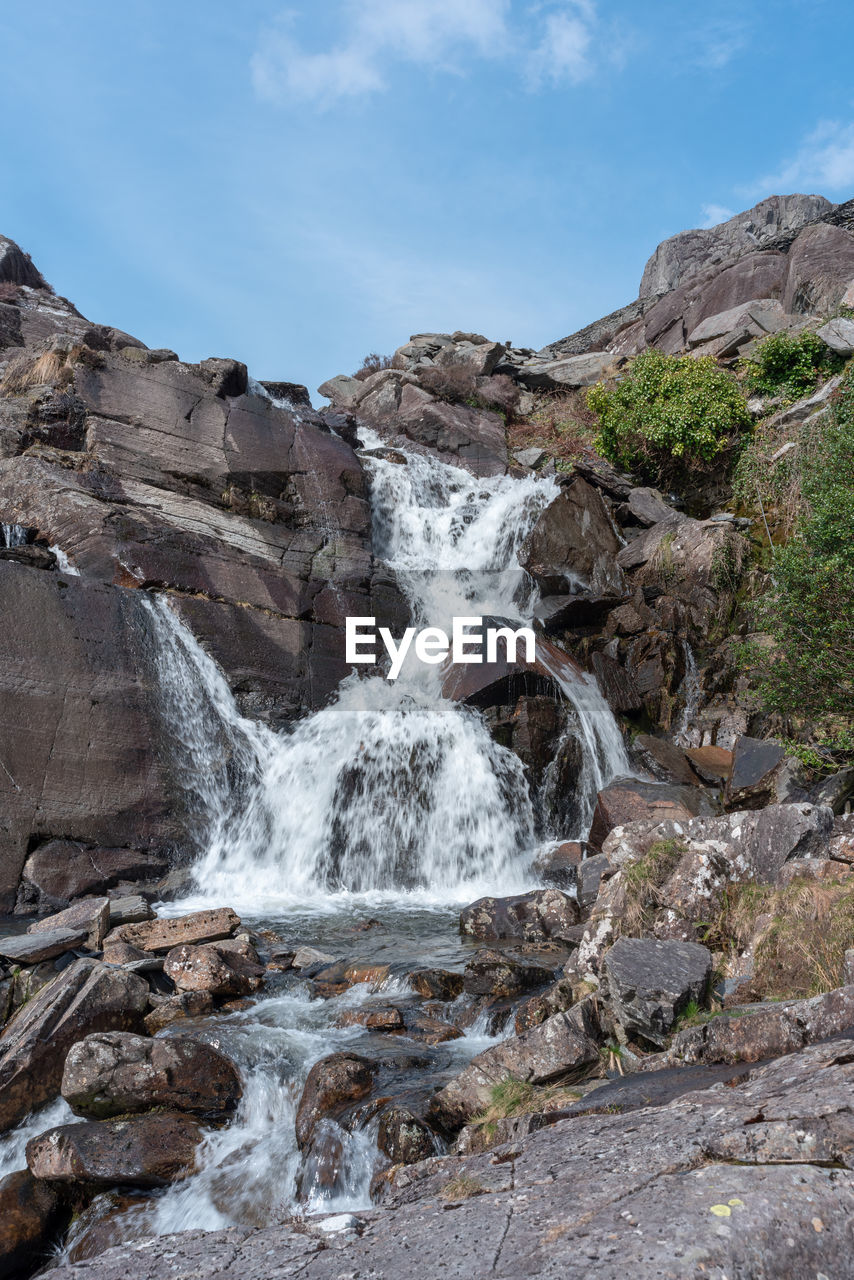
left=742, top=328, right=841, bottom=400
left=748, top=368, right=854, bottom=730
left=352, top=352, right=393, bottom=381
left=587, top=349, right=751, bottom=483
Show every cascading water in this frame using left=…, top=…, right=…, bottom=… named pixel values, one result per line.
left=10, top=419, right=635, bottom=1255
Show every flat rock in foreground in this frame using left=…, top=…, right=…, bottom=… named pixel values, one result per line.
left=38, top=1033, right=854, bottom=1279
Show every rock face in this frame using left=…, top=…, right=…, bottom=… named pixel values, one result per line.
left=62, top=1031, right=242, bottom=1118
left=16, top=842, right=168, bottom=913
left=602, top=936, right=713, bottom=1046
left=26, top=1113, right=203, bottom=1188
left=639, top=194, right=833, bottom=297
left=0, top=236, right=409, bottom=904
left=0, top=958, right=149, bottom=1132
left=521, top=477, right=626, bottom=616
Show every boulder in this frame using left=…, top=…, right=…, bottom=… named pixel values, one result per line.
left=463, top=949, right=557, bottom=999
left=428, top=1011, right=599, bottom=1131
left=514, top=978, right=576, bottom=1034
left=61, top=1031, right=242, bottom=1119
left=26, top=1113, right=203, bottom=1188
left=434, top=339, right=505, bottom=378
left=591, top=652, right=644, bottom=714
left=686, top=298, right=788, bottom=347
left=631, top=734, right=702, bottom=787
left=295, top=1053, right=377, bottom=1150
left=0, top=928, right=88, bottom=964
left=625, top=487, right=682, bottom=526
left=602, top=936, right=713, bottom=1046
left=376, top=1106, right=436, bottom=1165
left=725, top=735, right=786, bottom=808
left=0, top=1168, right=63, bottom=1279
left=516, top=351, right=613, bottom=391
left=291, top=946, right=335, bottom=969
left=521, top=478, right=626, bottom=611
left=663, top=984, right=854, bottom=1066
left=685, top=744, right=732, bottom=784
left=817, top=316, right=854, bottom=356
left=28, top=898, right=110, bottom=950
left=577, top=853, right=612, bottom=911
left=337, top=1007, right=404, bottom=1031
left=143, top=991, right=215, bottom=1034
left=393, top=387, right=507, bottom=477
left=316, top=374, right=364, bottom=407
left=402, top=1012, right=463, bottom=1045
left=460, top=889, right=579, bottom=944
left=16, top=842, right=167, bottom=912
left=107, top=895, right=154, bottom=927
left=587, top=779, right=712, bottom=850
left=162, top=943, right=264, bottom=997
left=0, top=958, right=149, bottom=1131
left=109, top=908, right=240, bottom=954
left=408, top=969, right=464, bottom=1001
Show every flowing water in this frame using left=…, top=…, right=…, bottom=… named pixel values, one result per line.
left=5, top=419, right=632, bottom=1254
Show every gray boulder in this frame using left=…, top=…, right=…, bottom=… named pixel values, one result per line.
left=516, top=351, right=612, bottom=391
left=62, top=1031, right=242, bottom=1119
left=602, top=936, right=713, bottom=1046
left=460, top=889, right=579, bottom=944
left=817, top=315, right=854, bottom=355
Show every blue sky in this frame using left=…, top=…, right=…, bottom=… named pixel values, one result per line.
left=2, top=0, right=854, bottom=399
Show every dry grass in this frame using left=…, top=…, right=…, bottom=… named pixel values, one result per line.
left=0, top=281, right=21, bottom=303
left=440, top=1173, right=487, bottom=1201
left=352, top=352, right=393, bottom=381
left=708, top=874, right=854, bottom=1000
left=473, top=1078, right=582, bottom=1132
left=0, top=344, right=102, bottom=395
left=508, top=389, right=597, bottom=466
left=619, top=838, right=687, bottom=937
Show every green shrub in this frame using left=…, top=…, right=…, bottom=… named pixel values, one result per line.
left=749, top=368, right=854, bottom=732
left=742, top=329, right=841, bottom=400
left=587, top=349, right=751, bottom=483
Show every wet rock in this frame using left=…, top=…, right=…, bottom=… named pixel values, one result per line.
left=402, top=1013, right=463, bottom=1045
left=28, top=897, right=110, bottom=950
left=295, top=1053, right=378, bottom=1150
left=429, top=1011, right=600, bottom=1131
left=163, top=943, right=264, bottom=997
left=376, top=1106, right=437, bottom=1165
left=725, top=735, right=786, bottom=809
left=591, top=651, right=644, bottom=714
left=662, top=984, right=854, bottom=1066
left=291, top=946, right=335, bottom=969
left=61, top=1191, right=151, bottom=1263
left=460, top=889, right=579, bottom=944
left=0, top=1168, right=63, bottom=1279
left=0, top=928, right=88, bottom=965
left=16, top=842, right=167, bottom=913
left=463, top=949, right=557, bottom=999
left=337, top=1007, right=404, bottom=1031
left=26, top=1112, right=203, bottom=1188
left=520, top=477, right=626, bottom=611
left=142, top=990, right=215, bottom=1034
left=0, top=958, right=149, bottom=1132
left=62, top=1031, right=242, bottom=1119
left=107, top=907, right=240, bottom=954
left=529, top=841, right=585, bottom=889
left=311, top=959, right=391, bottom=997
left=602, top=937, right=713, bottom=1046
left=588, top=778, right=712, bottom=850
left=408, top=969, right=463, bottom=1001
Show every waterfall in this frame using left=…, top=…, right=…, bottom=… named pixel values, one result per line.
left=674, top=639, right=702, bottom=747
left=1, top=523, right=29, bottom=547
left=146, top=426, right=628, bottom=911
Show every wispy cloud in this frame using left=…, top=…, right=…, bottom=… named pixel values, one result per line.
left=753, top=120, right=854, bottom=195
left=700, top=202, right=735, bottom=228
left=693, top=20, right=748, bottom=69
left=252, top=0, right=600, bottom=108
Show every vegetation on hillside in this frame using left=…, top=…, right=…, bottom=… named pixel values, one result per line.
left=586, top=349, right=752, bottom=483
left=741, top=328, right=842, bottom=400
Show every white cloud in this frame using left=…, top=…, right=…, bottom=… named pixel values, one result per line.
left=754, top=120, right=854, bottom=195
left=700, top=203, right=735, bottom=229
left=526, top=5, right=595, bottom=87
left=252, top=0, right=599, bottom=107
